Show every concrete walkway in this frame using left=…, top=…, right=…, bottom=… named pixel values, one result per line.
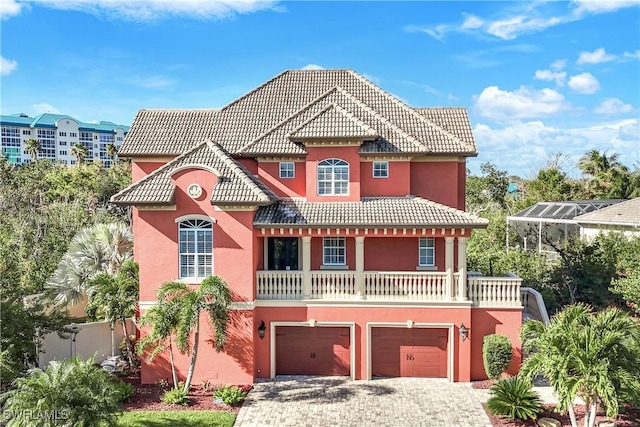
left=234, top=376, right=492, bottom=427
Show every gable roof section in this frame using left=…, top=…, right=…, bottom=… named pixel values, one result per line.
left=254, top=197, right=488, bottom=228
left=119, top=69, right=477, bottom=157
left=574, top=197, right=640, bottom=226
left=111, top=139, right=277, bottom=206
left=414, top=108, right=475, bottom=149
left=288, top=103, right=378, bottom=140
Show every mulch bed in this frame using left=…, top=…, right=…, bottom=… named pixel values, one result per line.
left=473, top=380, right=640, bottom=427
left=118, top=368, right=251, bottom=413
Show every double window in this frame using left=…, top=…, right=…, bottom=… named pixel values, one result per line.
left=317, top=158, right=349, bottom=195
left=279, top=162, right=295, bottom=178
left=323, top=237, right=346, bottom=265
left=372, top=161, right=388, bottom=178
left=178, top=219, right=213, bottom=279
left=419, top=237, right=435, bottom=266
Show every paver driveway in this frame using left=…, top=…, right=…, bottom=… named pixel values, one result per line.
left=234, top=376, right=491, bottom=427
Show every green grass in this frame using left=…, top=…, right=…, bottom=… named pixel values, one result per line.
left=117, top=410, right=236, bottom=427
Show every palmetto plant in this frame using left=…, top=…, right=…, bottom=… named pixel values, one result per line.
left=25, top=138, right=41, bottom=160
left=1, top=356, right=123, bottom=427
left=520, top=304, right=640, bottom=427
left=486, top=376, right=542, bottom=421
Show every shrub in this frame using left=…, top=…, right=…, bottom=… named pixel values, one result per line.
left=486, top=376, right=543, bottom=421
left=213, top=385, right=248, bottom=406
left=1, top=356, right=123, bottom=427
left=161, top=388, right=189, bottom=405
left=483, top=334, right=513, bottom=379
left=113, top=379, right=134, bottom=402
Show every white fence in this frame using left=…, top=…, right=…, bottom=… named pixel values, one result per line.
left=38, top=319, right=135, bottom=368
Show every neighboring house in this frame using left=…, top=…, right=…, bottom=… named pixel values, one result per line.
left=0, top=113, right=129, bottom=166
left=574, top=197, right=640, bottom=238
left=112, top=69, right=524, bottom=384
left=507, top=200, right=624, bottom=253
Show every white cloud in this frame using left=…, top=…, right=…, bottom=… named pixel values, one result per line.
left=594, top=98, right=634, bottom=115
left=486, top=15, right=564, bottom=40
left=0, top=0, right=24, bottom=19
left=568, top=72, right=600, bottom=94
left=550, top=59, right=567, bottom=71
left=15, top=0, right=280, bottom=22
left=571, top=0, right=640, bottom=15
left=300, top=64, right=324, bottom=70
left=534, top=69, right=567, bottom=86
left=32, top=103, right=60, bottom=114
left=0, top=55, right=18, bottom=76
left=461, top=14, right=484, bottom=29
left=474, top=86, right=569, bottom=121
left=577, top=48, right=616, bottom=65
left=624, top=50, right=640, bottom=59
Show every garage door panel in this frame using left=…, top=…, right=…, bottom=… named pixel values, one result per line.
left=276, top=326, right=350, bottom=376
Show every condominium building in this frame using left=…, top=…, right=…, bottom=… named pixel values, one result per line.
left=0, top=113, right=129, bottom=166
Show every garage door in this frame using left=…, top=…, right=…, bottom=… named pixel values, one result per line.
left=371, top=328, right=448, bottom=378
left=276, top=326, right=350, bottom=376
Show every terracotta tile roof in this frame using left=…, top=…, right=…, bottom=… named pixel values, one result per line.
left=119, top=70, right=477, bottom=157
left=414, top=108, right=476, bottom=149
left=574, top=197, right=640, bottom=226
left=253, top=197, right=489, bottom=228
left=111, top=139, right=277, bottom=206
left=288, top=103, right=378, bottom=140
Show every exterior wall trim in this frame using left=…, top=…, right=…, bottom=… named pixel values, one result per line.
left=366, top=322, right=455, bottom=382
left=174, top=214, right=216, bottom=223
left=139, top=300, right=255, bottom=310
left=138, top=205, right=177, bottom=211
left=269, top=321, right=356, bottom=380
left=255, top=300, right=473, bottom=308
left=170, top=163, right=221, bottom=177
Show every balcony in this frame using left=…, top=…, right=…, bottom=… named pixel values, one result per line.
left=256, top=270, right=522, bottom=308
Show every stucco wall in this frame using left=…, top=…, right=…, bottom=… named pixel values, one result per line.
left=360, top=160, right=411, bottom=197
left=410, top=160, right=464, bottom=209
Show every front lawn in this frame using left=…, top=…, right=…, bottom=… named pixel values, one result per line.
left=117, top=410, right=236, bottom=427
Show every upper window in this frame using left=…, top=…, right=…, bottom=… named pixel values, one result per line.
left=419, top=237, right=435, bottom=266
left=179, top=219, right=213, bottom=280
left=279, top=162, right=295, bottom=179
left=323, top=237, right=346, bottom=265
left=317, top=158, right=349, bottom=196
left=372, top=161, right=389, bottom=178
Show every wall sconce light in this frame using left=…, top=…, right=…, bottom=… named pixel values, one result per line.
left=257, top=321, right=266, bottom=339
left=459, top=323, right=469, bottom=342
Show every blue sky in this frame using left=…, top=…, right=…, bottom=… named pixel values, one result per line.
left=1, top=0, right=638, bottom=177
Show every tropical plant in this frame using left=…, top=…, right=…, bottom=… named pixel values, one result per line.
left=85, top=260, right=139, bottom=365
left=1, top=356, right=123, bottom=427
left=213, top=385, right=247, bottom=406
left=25, top=138, right=41, bottom=160
left=71, top=143, right=89, bottom=165
left=482, top=334, right=513, bottom=380
left=160, top=387, right=190, bottom=406
left=520, top=304, right=640, bottom=427
left=106, top=143, right=118, bottom=163
left=155, top=276, right=231, bottom=393
left=486, top=376, right=543, bottom=421
left=113, top=379, right=134, bottom=403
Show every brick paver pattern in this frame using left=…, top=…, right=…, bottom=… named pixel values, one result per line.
left=234, top=376, right=492, bottom=427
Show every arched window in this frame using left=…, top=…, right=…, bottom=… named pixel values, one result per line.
left=317, top=158, right=349, bottom=196
left=178, top=219, right=213, bottom=279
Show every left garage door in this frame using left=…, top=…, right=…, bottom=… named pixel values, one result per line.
left=276, top=326, right=350, bottom=376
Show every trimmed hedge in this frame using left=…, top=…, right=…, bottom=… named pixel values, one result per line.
left=483, top=334, right=513, bottom=379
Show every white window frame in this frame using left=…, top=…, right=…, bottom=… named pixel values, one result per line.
left=372, top=161, right=388, bottom=178
left=178, top=218, right=213, bottom=280
left=323, top=237, right=346, bottom=266
left=419, top=237, right=435, bottom=267
left=279, top=162, right=295, bottom=179
left=317, top=158, right=349, bottom=196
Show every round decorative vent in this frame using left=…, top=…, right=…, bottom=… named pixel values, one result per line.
left=187, top=183, right=202, bottom=199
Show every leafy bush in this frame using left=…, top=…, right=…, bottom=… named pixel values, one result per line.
left=483, top=334, right=513, bottom=379
left=213, top=385, right=248, bottom=406
left=1, top=356, right=123, bottom=427
left=113, top=379, right=134, bottom=402
left=161, top=388, right=189, bottom=406
left=486, top=376, right=543, bottom=421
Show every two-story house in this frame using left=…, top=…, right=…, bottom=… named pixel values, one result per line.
left=112, top=69, right=523, bottom=385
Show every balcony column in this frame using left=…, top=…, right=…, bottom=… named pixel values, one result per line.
left=445, top=237, right=454, bottom=300
left=302, top=236, right=311, bottom=299
left=355, top=236, right=365, bottom=299
left=457, top=237, right=468, bottom=301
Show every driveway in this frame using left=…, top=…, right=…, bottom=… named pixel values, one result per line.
left=234, top=376, right=491, bottom=427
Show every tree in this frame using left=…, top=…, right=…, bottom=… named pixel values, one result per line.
left=578, top=150, right=631, bottom=199
left=609, top=235, right=640, bottom=313
left=106, top=143, right=117, bottom=164
left=520, top=304, right=640, bottom=427
left=85, top=260, right=139, bottom=365
left=524, top=167, right=573, bottom=203
left=25, top=138, right=41, bottom=160
left=155, top=276, right=231, bottom=393
left=2, top=356, right=123, bottom=427
left=71, top=143, right=88, bottom=165
left=466, top=162, right=509, bottom=214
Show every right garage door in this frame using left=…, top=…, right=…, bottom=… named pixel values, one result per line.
left=371, top=328, right=448, bottom=378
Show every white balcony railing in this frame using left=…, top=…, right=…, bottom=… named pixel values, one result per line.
left=468, top=276, right=522, bottom=307
left=364, top=271, right=452, bottom=301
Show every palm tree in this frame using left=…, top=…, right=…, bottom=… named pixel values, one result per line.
left=137, top=297, right=181, bottom=389
left=155, top=276, right=231, bottom=393
left=578, top=150, right=630, bottom=198
left=520, top=304, right=640, bottom=427
left=71, top=143, right=88, bottom=165
left=106, top=143, right=117, bottom=164
left=85, top=260, right=139, bottom=365
left=25, top=138, right=41, bottom=160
